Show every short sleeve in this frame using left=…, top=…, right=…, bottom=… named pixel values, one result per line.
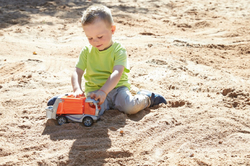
left=76, top=47, right=88, bottom=71
left=114, top=48, right=130, bottom=73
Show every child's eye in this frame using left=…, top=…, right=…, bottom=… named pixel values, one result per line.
left=98, top=36, right=103, bottom=39
left=88, top=38, right=93, bottom=40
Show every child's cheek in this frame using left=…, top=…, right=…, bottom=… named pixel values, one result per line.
left=89, top=40, right=94, bottom=45
left=102, top=37, right=107, bottom=42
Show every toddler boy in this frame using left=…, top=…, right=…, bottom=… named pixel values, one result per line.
left=49, top=4, right=167, bottom=115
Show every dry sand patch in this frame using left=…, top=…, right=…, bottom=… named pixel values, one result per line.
left=0, top=0, right=250, bottom=165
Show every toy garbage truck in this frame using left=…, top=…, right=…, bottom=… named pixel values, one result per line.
left=45, top=94, right=101, bottom=127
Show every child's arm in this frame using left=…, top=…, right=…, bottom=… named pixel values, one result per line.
left=71, top=67, right=85, bottom=96
left=90, top=65, right=124, bottom=105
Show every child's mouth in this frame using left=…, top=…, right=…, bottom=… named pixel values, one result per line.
left=96, top=44, right=102, bottom=48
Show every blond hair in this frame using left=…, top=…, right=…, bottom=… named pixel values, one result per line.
left=81, top=5, right=113, bottom=27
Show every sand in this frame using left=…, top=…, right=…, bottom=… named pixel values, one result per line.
left=0, top=0, right=250, bottom=165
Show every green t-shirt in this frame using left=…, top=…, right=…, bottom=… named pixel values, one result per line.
left=76, top=41, right=131, bottom=95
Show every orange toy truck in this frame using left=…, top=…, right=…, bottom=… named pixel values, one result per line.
left=45, top=94, right=100, bottom=127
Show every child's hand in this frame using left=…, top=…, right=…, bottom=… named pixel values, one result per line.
left=74, top=89, right=85, bottom=97
left=89, top=90, right=106, bottom=105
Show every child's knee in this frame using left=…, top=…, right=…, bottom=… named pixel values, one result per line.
left=122, top=106, right=139, bottom=115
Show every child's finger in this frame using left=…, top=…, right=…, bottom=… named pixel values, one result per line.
left=94, top=95, right=100, bottom=102
left=73, top=92, right=80, bottom=97
left=98, top=95, right=106, bottom=105
left=90, top=93, right=96, bottom=99
left=99, top=99, right=104, bottom=105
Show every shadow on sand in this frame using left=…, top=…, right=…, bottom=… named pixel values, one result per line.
left=42, top=109, right=150, bottom=165
left=0, top=0, right=149, bottom=29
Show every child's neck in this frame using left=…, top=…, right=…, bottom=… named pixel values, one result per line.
left=99, top=41, right=113, bottom=51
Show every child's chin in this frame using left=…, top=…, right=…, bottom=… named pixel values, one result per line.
left=97, top=47, right=106, bottom=51
left=96, top=44, right=110, bottom=51
left=95, top=46, right=102, bottom=50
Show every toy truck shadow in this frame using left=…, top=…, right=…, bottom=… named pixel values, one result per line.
left=42, top=100, right=150, bottom=165
left=42, top=109, right=133, bottom=165
left=46, top=94, right=101, bottom=127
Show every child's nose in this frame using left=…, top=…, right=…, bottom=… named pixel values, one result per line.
left=93, top=38, right=99, bottom=43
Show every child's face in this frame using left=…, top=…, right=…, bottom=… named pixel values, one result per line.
left=83, top=18, right=115, bottom=51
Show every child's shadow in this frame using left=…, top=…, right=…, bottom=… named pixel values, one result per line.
left=42, top=109, right=149, bottom=165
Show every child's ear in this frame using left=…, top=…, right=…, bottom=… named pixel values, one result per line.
left=111, top=25, right=116, bottom=34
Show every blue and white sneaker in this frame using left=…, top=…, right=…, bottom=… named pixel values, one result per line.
left=137, top=90, right=167, bottom=107
left=47, top=95, right=59, bottom=106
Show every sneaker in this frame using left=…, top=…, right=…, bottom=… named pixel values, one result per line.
left=47, top=95, right=59, bottom=106
left=137, top=90, right=167, bottom=107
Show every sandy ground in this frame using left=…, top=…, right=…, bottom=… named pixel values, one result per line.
left=1, top=0, right=250, bottom=165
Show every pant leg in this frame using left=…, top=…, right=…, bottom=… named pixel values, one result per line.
left=113, top=86, right=150, bottom=114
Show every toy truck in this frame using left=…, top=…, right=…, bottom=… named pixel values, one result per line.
left=45, top=94, right=100, bottom=127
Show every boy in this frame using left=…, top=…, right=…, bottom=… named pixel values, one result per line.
left=48, top=5, right=167, bottom=115
left=71, top=4, right=166, bottom=115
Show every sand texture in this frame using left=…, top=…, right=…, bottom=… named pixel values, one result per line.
left=0, top=0, right=250, bottom=165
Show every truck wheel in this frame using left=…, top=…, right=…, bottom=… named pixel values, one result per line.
left=57, top=116, right=67, bottom=125
left=83, top=117, right=93, bottom=127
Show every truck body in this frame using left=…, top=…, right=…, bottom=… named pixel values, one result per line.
left=45, top=94, right=100, bottom=126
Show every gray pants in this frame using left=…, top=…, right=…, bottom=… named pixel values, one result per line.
left=88, top=86, right=150, bottom=115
